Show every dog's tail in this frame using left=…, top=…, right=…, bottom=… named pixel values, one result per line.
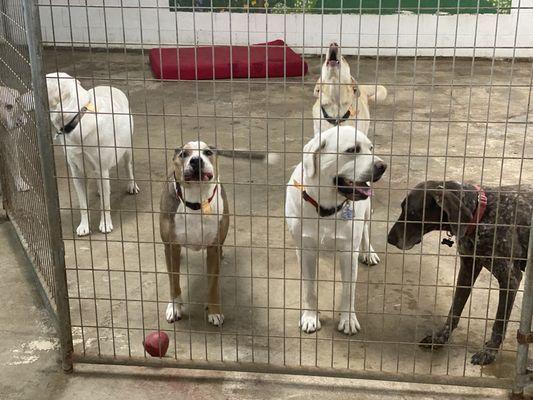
left=362, top=84, right=388, bottom=104
left=216, top=149, right=280, bottom=165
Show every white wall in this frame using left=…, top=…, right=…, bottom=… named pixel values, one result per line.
left=38, top=0, right=533, bottom=58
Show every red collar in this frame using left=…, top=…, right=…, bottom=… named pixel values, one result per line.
left=293, top=180, right=347, bottom=217
left=465, top=185, right=487, bottom=236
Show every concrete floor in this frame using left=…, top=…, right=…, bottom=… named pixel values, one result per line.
left=4, top=50, right=533, bottom=396
left=0, top=215, right=515, bottom=399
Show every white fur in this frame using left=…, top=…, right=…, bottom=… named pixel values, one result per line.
left=286, top=126, right=383, bottom=335
left=45, top=72, right=139, bottom=236
left=0, top=86, right=32, bottom=192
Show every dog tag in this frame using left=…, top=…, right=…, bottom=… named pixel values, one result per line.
left=201, top=201, right=212, bottom=214
left=341, top=204, right=353, bottom=220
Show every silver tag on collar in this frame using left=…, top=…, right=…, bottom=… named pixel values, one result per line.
left=340, top=203, right=353, bottom=220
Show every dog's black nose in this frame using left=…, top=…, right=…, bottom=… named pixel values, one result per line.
left=387, top=231, right=397, bottom=246
left=189, top=156, right=203, bottom=169
left=372, top=161, right=387, bottom=181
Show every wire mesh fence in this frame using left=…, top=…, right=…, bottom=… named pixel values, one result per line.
left=0, top=0, right=60, bottom=310
left=3, top=0, right=533, bottom=394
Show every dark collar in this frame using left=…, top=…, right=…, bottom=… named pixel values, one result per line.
left=57, top=102, right=94, bottom=135
left=465, top=184, right=488, bottom=236
left=321, top=105, right=352, bottom=126
left=294, top=180, right=347, bottom=217
left=174, top=175, right=218, bottom=211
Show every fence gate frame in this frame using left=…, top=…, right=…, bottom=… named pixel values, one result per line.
left=1, top=0, right=532, bottom=394
left=20, top=0, right=73, bottom=373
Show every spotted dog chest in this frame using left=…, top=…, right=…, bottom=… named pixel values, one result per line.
left=173, top=185, right=224, bottom=251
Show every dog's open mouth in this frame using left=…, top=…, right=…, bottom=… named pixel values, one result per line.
left=335, top=176, right=373, bottom=201
left=327, top=45, right=340, bottom=67
left=184, top=170, right=213, bottom=182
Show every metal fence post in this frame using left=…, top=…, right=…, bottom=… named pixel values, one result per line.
left=514, top=214, right=533, bottom=395
left=22, top=0, right=74, bottom=373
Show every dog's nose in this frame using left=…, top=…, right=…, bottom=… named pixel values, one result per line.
left=372, top=161, right=387, bottom=181
left=189, top=157, right=203, bottom=169
left=387, top=230, right=398, bottom=246
left=16, top=116, right=26, bottom=127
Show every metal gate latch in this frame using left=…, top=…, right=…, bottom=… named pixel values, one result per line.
left=517, top=329, right=533, bottom=344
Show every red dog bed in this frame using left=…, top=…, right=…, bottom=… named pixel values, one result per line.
left=149, top=40, right=307, bottom=80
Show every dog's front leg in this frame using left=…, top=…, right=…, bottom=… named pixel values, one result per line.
left=471, top=262, right=522, bottom=365
left=164, top=239, right=182, bottom=323
left=420, top=256, right=482, bottom=349
left=206, top=245, right=224, bottom=326
left=359, top=202, right=379, bottom=265
left=97, top=169, right=113, bottom=233
left=11, top=132, right=29, bottom=192
left=338, top=250, right=361, bottom=335
left=298, top=248, right=321, bottom=333
left=69, top=160, right=90, bottom=236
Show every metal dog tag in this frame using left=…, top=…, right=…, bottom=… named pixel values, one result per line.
left=341, top=204, right=353, bottom=220
left=201, top=201, right=212, bottom=214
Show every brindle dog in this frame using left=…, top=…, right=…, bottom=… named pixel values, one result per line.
left=388, top=180, right=533, bottom=365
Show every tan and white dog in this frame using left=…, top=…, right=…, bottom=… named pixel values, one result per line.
left=160, top=141, right=277, bottom=326
left=313, top=42, right=387, bottom=136
left=0, top=86, right=33, bottom=192
left=45, top=72, right=139, bottom=236
left=285, top=126, right=386, bottom=335
left=313, top=43, right=388, bottom=266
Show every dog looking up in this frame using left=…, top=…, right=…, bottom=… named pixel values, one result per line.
left=46, top=72, right=139, bottom=236
left=312, top=42, right=387, bottom=136
left=0, top=86, right=33, bottom=192
left=388, top=180, right=533, bottom=365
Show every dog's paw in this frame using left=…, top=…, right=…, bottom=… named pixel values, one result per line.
left=471, top=346, right=498, bottom=365
left=127, top=182, right=140, bottom=195
left=359, top=251, right=380, bottom=266
left=99, top=217, right=113, bottom=234
left=165, top=300, right=183, bottom=323
left=76, top=222, right=90, bottom=236
left=208, top=313, right=224, bottom=326
left=338, top=312, right=361, bottom=335
left=299, top=310, right=321, bottom=334
left=15, top=178, right=30, bottom=192
left=419, top=332, right=449, bottom=349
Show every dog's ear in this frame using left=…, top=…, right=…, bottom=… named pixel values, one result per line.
left=19, top=91, right=35, bottom=111
left=313, top=78, right=321, bottom=98
left=173, top=147, right=182, bottom=162
left=430, top=189, right=473, bottom=238
left=302, top=136, right=326, bottom=179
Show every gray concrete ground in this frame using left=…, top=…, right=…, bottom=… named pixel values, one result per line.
left=0, top=216, right=514, bottom=399
left=2, top=51, right=533, bottom=398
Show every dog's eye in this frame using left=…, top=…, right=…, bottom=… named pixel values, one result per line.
left=5, top=104, right=13, bottom=111
left=370, top=146, right=374, bottom=152
left=346, top=145, right=361, bottom=154
left=204, top=149, right=213, bottom=157
left=179, top=151, right=189, bottom=159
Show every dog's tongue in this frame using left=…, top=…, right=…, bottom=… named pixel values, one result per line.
left=202, top=172, right=213, bottom=181
left=356, top=186, right=373, bottom=197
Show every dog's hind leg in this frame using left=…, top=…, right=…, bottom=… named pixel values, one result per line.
left=471, top=262, right=522, bottom=365
left=299, top=248, right=321, bottom=333
left=420, top=256, right=482, bottom=349
left=124, top=149, right=139, bottom=194
left=97, top=169, right=113, bottom=233
left=359, top=201, right=380, bottom=265
left=69, top=161, right=90, bottom=236
left=338, top=250, right=361, bottom=335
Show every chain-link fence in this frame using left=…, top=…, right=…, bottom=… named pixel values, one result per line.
left=2, top=0, right=533, bottom=395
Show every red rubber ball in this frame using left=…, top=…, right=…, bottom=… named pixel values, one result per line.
left=143, top=331, right=169, bottom=357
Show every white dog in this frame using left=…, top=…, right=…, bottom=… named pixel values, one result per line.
left=285, top=126, right=386, bottom=335
left=312, top=42, right=387, bottom=136
left=0, top=86, right=33, bottom=192
left=313, top=43, right=387, bottom=266
left=46, top=72, right=139, bottom=236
